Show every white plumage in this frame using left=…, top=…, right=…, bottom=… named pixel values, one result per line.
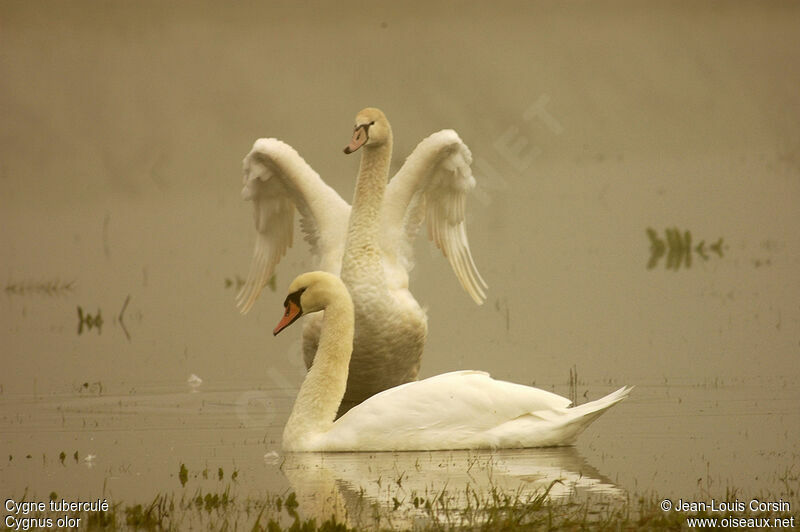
left=238, top=108, right=487, bottom=411
left=275, top=272, right=632, bottom=452
left=238, top=139, right=350, bottom=312
left=315, top=371, right=631, bottom=451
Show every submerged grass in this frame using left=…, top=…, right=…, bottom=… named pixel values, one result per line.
left=4, top=278, right=75, bottom=296
left=10, top=480, right=798, bottom=531
left=8, top=464, right=798, bottom=530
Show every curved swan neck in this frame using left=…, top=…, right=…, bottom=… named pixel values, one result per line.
left=342, top=141, right=392, bottom=282
left=283, top=296, right=354, bottom=448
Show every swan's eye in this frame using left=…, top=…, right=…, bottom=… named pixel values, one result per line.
left=369, top=121, right=375, bottom=126
left=283, top=287, right=306, bottom=309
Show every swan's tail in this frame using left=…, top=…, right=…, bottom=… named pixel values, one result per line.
left=491, top=386, right=633, bottom=448
left=567, top=385, right=633, bottom=417
left=551, top=385, right=633, bottom=445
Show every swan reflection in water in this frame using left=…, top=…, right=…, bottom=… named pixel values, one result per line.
left=278, top=447, right=623, bottom=527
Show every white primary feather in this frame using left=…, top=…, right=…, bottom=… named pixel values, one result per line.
left=382, top=130, right=487, bottom=303
left=239, top=110, right=488, bottom=411
left=238, top=131, right=486, bottom=312
left=237, top=139, right=350, bottom=313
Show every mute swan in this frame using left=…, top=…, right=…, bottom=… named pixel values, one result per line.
left=274, top=271, right=632, bottom=452
left=238, top=108, right=486, bottom=412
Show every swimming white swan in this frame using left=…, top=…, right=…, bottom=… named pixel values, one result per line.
left=238, top=108, right=486, bottom=412
left=274, top=271, right=632, bottom=452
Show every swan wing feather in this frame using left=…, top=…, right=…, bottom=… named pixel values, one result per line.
left=318, top=371, right=622, bottom=451
left=237, top=139, right=350, bottom=313
left=383, top=130, right=487, bottom=304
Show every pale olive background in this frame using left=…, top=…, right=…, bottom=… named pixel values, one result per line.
left=1, top=0, right=798, bottom=506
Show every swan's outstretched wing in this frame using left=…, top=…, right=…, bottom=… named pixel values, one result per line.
left=325, top=371, right=558, bottom=450
left=320, top=372, right=631, bottom=451
left=382, top=130, right=487, bottom=304
left=237, top=139, right=350, bottom=313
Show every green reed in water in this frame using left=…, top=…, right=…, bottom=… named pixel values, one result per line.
left=9, top=464, right=797, bottom=530
left=75, top=296, right=132, bottom=340
left=77, top=306, right=103, bottom=335
left=4, top=279, right=75, bottom=296
left=646, top=227, right=725, bottom=270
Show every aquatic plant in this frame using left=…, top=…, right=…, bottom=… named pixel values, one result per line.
left=77, top=306, right=103, bottom=335
left=646, top=227, right=725, bottom=270
left=7, top=462, right=797, bottom=530
left=6, top=483, right=796, bottom=531
left=4, top=279, right=75, bottom=296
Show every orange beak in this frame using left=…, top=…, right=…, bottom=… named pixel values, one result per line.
left=273, top=299, right=302, bottom=335
left=344, top=124, right=369, bottom=154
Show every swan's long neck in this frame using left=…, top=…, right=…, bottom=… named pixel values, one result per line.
left=341, top=141, right=392, bottom=285
left=283, top=296, right=354, bottom=449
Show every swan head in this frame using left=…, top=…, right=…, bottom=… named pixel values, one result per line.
left=343, top=107, right=392, bottom=154
left=273, top=271, right=351, bottom=335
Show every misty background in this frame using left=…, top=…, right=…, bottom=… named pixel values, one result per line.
left=2, top=1, right=798, bottom=399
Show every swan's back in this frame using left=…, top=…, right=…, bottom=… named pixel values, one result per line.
left=313, top=371, right=630, bottom=451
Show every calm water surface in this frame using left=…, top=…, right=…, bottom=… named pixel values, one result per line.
left=1, top=378, right=797, bottom=525
left=2, top=1, right=799, bottom=527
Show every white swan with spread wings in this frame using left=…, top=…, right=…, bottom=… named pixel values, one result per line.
left=238, top=108, right=486, bottom=412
